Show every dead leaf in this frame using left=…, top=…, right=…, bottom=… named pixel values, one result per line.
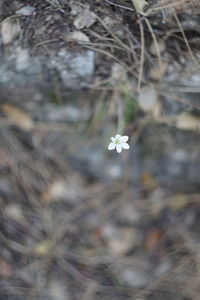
left=0, top=259, right=13, bottom=279
left=42, top=176, right=84, bottom=204
left=145, top=229, right=162, bottom=249
left=141, top=172, right=157, bottom=189
left=174, top=112, right=200, bottom=131
left=132, top=0, right=148, bottom=15
left=149, top=61, right=167, bottom=80
left=34, top=240, right=52, bottom=256
left=74, top=9, right=96, bottom=29
left=15, top=6, right=35, bottom=16
left=101, top=224, right=139, bottom=255
left=1, top=17, right=20, bottom=45
left=67, top=31, right=90, bottom=43
left=5, top=204, right=25, bottom=224
left=168, top=194, right=189, bottom=212
left=107, top=228, right=138, bottom=255
left=69, top=1, right=83, bottom=15
left=1, top=103, right=34, bottom=131
left=42, top=180, right=67, bottom=202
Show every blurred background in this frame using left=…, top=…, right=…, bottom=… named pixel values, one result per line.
left=0, top=1, right=200, bottom=299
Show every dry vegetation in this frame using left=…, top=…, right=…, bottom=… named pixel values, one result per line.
left=0, top=0, right=200, bottom=300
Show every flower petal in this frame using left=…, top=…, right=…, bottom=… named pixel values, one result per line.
left=116, top=145, right=122, bottom=153
left=115, top=134, right=121, bottom=139
left=121, top=136, right=129, bottom=143
left=111, top=137, right=115, bottom=142
left=122, top=143, right=130, bottom=149
left=108, top=143, right=115, bottom=150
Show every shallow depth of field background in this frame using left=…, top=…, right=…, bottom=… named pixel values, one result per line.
left=0, top=1, right=200, bottom=299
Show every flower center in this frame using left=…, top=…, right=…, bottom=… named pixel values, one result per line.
left=115, top=139, right=121, bottom=144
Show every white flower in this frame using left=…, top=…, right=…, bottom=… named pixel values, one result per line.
left=108, top=134, right=130, bottom=153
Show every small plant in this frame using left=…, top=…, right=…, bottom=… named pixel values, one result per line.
left=124, top=95, right=138, bottom=125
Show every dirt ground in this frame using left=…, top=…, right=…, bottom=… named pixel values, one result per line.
left=0, top=1, right=200, bottom=300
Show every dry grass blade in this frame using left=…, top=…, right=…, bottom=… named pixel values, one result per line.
left=72, top=0, right=132, bottom=53
left=137, top=18, right=145, bottom=92
left=173, top=11, right=199, bottom=68
left=104, top=0, right=133, bottom=11
left=45, top=0, right=64, bottom=12
left=1, top=103, right=34, bottom=131
left=79, top=43, right=130, bottom=73
left=144, top=18, right=163, bottom=77
left=94, top=15, right=133, bottom=54
left=0, top=232, right=32, bottom=255
left=151, top=0, right=187, bottom=11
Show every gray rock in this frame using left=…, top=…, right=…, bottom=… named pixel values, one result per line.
left=15, top=48, right=30, bottom=71
left=136, top=125, right=200, bottom=185
left=52, top=49, right=95, bottom=88
left=0, top=12, right=95, bottom=91
left=46, top=104, right=90, bottom=123
left=0, top=46, right=42, bottom=87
